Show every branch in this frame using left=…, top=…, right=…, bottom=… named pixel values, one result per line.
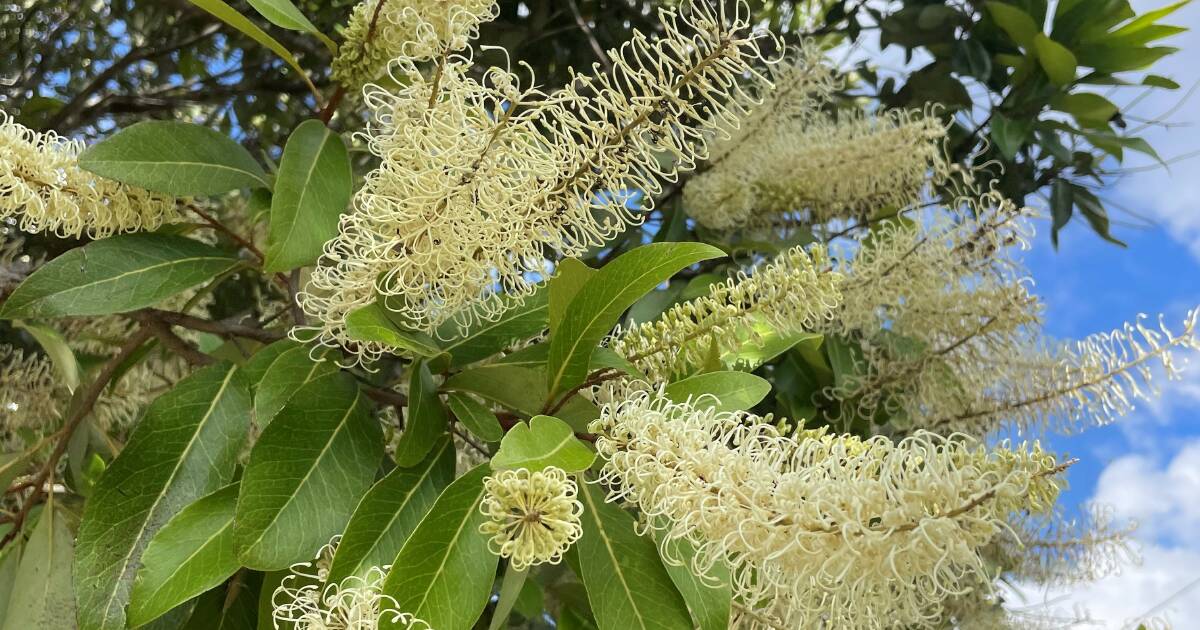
left=0, top=326, right=155, bottom=550
left=132, top=312, right=216, bottom=367
left=138, top=308, right=285, bottom=344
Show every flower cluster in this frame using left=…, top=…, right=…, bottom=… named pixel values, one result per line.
left=332, top=0, right=498, bottom=87
left=480, top=466, right=583, bottom=571
left=0, top=111, right=176, bottom=238
left=303, top=0, right=778, bottom=358
left=590, top=387, right=1065, bottom=629
left=0, top=344, right=59, bottom=441
left=272, top=537, right=429, bottom=630
left=610, top=244, right=842, bottom=382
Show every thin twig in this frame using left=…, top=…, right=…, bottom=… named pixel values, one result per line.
left=138, top=308, right=284, bottom=343
left=567, top=0, right=611, bottom=71
left=543, top=367, right=623, bottom=416
left=133, top=313, right=216, bottom=367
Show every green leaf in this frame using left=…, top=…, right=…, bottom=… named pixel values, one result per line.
left=178, top=573, right=262, bottom=630
left=186, top=0, right=319, bottom=98
left=1075, top=45, right=1178, bottom=73
left=445, top=392, right=504, bottom=443
left=0, top=539, right=22, bottom=623
left=990, top=114, right=1032, bottom=160
left=576, top=484, right=692, bottom=630
left=1143, top=74, right=1181, bottom=89
left=264, top=120, right=351, bottom=272
left=2, top=504, right=76, bottom=630
left=74, top=363, right=251, bottom=630
left=345, top=302, right=442, bottom=358
left=128, top=484, right=241, bottom=627
left=0, top=234, right=239, bottom=319
left=394, top=363, right=448, bottom=467
left=444, top=365, right=600, bottom=432
left=438, top=288, right=550, bottom=368
left=79, top=121, right=268, bottom=195
left=491, top=415, right=595, bottom=473
left=240, top=340, right=303, bottom=393
left=13, top=321, right=79, bottom=392
left=253, top=344, right=338, bottom=429
left=1052, top=92, right=1119, bottom=125
left=547, top=243, right=724, bottom=396
left=663, top=372, right=770, bottom=413
left=244, top=0, right=336, bottom=51
left=1050, top=179, right=1075, bottom=247
left=236, top=372, right=383, bottom=570
left=487, top=566, right=529, bottom=630
left=1073, top=186, right=1128, bottom=247
left=549, top=259, right=598, bottom=334
left=986, top=2, right=1040, bottom=48
left=658, top=536, right=730, bottom=630
left=1034, top=34, right=1078, bottom=84
left=381, top=465, right=497, bottom=630
left=327, top=439, right=455, bottom=584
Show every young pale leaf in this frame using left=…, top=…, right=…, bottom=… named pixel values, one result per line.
left=128, top=484, right=241, bottom=628
left=662, top=371, right=771, bottom=413
left=549, top=259, right=597, bottom=334
left=245, top=0, right=336, bottom=51
left=444, top=365, right=600, bottom=432
left=547, top=243, right=724, bottom=397
left=658, top=536, right=731, bottom=630
left=381, top=465, right=497, bottom=630
left=264, top=120, right=351, bottom=272
left=186, top=0, right=319, bottom=99
left=79, top=120, right=268, bottom=195
left=439, top=287, right=550, bottom=368
left=576, top=484, right=692, bottom=630
left=491, top=415, right=594, bottom=473
left=394, top=363, right=448, bottom=467
left=74, top=363, right=251, bottom=630
left=253, top=344, right=338, bottom=429
left=0, top=234, right=239, bottom=319
left=327, top=439, right=455, bottom=584
left=986, top=1, right=1040, bottom=48
left=1033, top=34, right=1078, bottom=84
left=445, top=392, right=504, bottom=443
left=1, top=504, right=76, bottom=630
left=236, top=372, right=383, bottom=570
left=345, top=302, right=442, bottom=357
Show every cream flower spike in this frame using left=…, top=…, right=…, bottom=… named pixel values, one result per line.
left=480, top=466, right=583, bottom=571
left=302, top=0, right=778, bottom=359
left=272, top=537, right=430, bottom=630
left=611, top=244, right=842, bottom=382
left=0, top=111, right=177, bottom=238
left=332, top=0, right=498, bottom=87
left=589, top=386, right=1067, bottom=629
left=1, top=344, right=60, bottom=435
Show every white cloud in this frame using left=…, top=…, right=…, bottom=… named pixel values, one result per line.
left=1015, top=440, right=1200, bottom=628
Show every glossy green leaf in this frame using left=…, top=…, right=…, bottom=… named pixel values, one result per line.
left=345, top=302, right=442, bottom=358
left=264, top=120, right=351, bottom=272
left=986, top=2, right=1040, bottom=48
left=663, top=372, right=771, bottom=413
left=549, top=259, right=597, bottom=334
left=253, top=344, right=338, bottom=429
left=236, top=372, right=383, bottom=570
left=245, top=0, right=336, bottom=51
left=186, top=0, right=318, bottom=99
left=445, top=392, right=504, bottom=443
left=75, top=363, right=251, bottom=630
left=576, top=484, right=692, bottom=630
left=1075, top=45, right=1178, bottom=73
left=0, top=234, right=239, bottom=319
left=239, top=339, right=302, bottom=391
left=2, top=504, right=76, bottom=630
left=547, top=243, right=723, bottom=396
left=659, top=536, right=730, bottom=630
left=491, top=415, right=594, bottom=473
left=443, top=364, right=600, bottom=431
left=394, top=363, right=448, bottom=467
left=327, top=438, right=455, bottom=584
left=79, top=121, right=268, bottom=195
left=14, top=320, right=79, bottom=392
left=128, top=484, right=241, bottom=627
left=1052, top=92, right=1119, bottom=125
left=488, top=566, right=528, bottom=630
left=438, top=287, right=550, bottom=368
left=381, top=465, right=497, bottom=630
left=1034, top=34, right=1078, bottom=84
left=1143, top=74, right=1181, bottom=89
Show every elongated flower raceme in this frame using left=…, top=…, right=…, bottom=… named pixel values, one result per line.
left=302, top=0, right=778, bottom=358
left=273, top=537, right=430, bottom=630
left=0, top=112, right=176, bottom=238
left=610, top=244, right=842, bottom=382
left=0, top=344, right=59, bottom=439
left=992, top=505, right=1137, bottom=587
left=332, top=0, right=498, bottom=87
left=590, top=387, right=1066, bottom=629
left=480, top=466, right=584, bottom=570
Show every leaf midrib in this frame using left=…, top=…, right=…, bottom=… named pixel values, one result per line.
left=582, top=485, right=650, bottom=630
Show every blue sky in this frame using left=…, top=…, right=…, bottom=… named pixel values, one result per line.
left=1002, top=0, right=1200, bottom=624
